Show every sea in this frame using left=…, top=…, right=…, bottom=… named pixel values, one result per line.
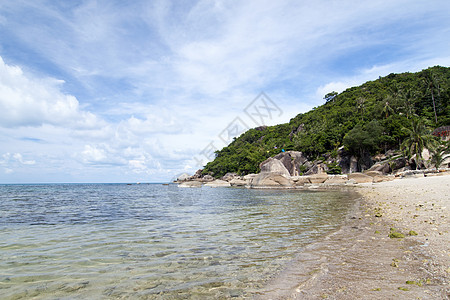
left=0, top=183, right=358, bottom=299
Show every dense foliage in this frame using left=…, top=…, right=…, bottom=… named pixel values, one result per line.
left=203, top=66, right=450, bottom=177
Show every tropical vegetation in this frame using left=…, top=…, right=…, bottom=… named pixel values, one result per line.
left=203, top=66, right=450, bottom=177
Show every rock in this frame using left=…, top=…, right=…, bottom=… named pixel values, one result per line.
left=441, top=155, right=450, bottom=168
left=349, top=156, right=359, bottom=173
left=176, top=173, right=191, bottom=181
left=259, top=158, right=291, bottom=177
left=391, top=157, right=407, bottom=171
left=229, top=178, right=247, bottom=187
left=399, top=170, right=424, bottom=178
left=367, top=162, right=391, bottom=174
left=204, top=180, right=231, bottom=187
left=421, top=148, right=431, bottom=161
left=324, top=175, right=348, bottom=185
left=345, top=179, right=357, bottom=185
left=273, top=151, right=308, bottom=176
left=191, top=169, right=203, bottom=179
left=304, top=164, right=326, bottom=175
left=222, top=172, right=237, bottom=181
left=291, top=176, right=311, bottom=186
left=250, top=173, right=293, bottom=188
left=364, top=170, right=383, bottom=177
left=308, top=173, right=329, bottom=184
left=347, top=172, right=373, bottom=183
left=200, top=175, right=214, bottom=182
left=243, top=173, right=258, bottom=181
left=372, top=175, right=394, bottom=183
left=179, top=181, right=202, bottom=188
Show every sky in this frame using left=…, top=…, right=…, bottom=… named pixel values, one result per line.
left=0, top=0, right=449, bottom=183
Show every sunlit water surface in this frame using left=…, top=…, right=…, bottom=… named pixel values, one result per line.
left=0, top=184, right=357, bottom=299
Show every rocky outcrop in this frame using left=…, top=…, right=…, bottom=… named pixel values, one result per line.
left=230, top=178, right=247, bottom=186
left=273, top=151, right=308, bottom=176
left=176, top=173, right=191, bottom=181
left=204, top=180, right=231, bottom=187
left=259, top=158, right=291, bottom=177
left=176, top=149, right=424, bottom=188
left=249, top=173, right=293, bottom=188
left=179, top=181, right=202, bottom=188
left=222, top=172, right=238, bottom=181
left=324, top=175, right=348, bottom=185
left=291, top=176, right=311, bottom=186
left=347, top=172, right=373, bottom=183
left=304, top=164, right=327, bottom=175
left=308, top=173, right=329, bottom=184
left=200, top=175, right=214, bottom=182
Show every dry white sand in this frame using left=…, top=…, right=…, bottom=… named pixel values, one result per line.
left=258, top=173, right=449, bottom=299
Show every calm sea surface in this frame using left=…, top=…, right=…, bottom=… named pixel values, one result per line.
left=0, top=184, right=357, bottom=299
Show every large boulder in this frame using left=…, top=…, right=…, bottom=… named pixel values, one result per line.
left=191, top=169, right=203, bottom=179
left=304, top=164, right=326, bottom=175
left=364, top=170, right=383, bottom=177
left=222, top=172, right=238, bottom=181
left=250, top=173, right=293, bottom=188
left=273, top=151, right=308, bottom=176
left=308, top=173, right=329, bottom=184
left=391, top=156, right=407, bottom=171
left=372, top=175, right=395, bottom=183
left=179, top=181, right=202, bottom=188
left=200, top=175, right=214, bottom=182
left=324, top=175, right=348, bottom=185
left=347, top=172, right=373, bottom=183
left=291, top=176, right=311, bottom=186
left=259, top=158, right=291, bottom=177
left=176, top=173, right=191, bottom=181
left=367, top=162, right=391, bottom=174
left=230, top=178, right=247, bottom=187
left=244, top=173, right=258, bottom=181
left=204, top=180, right=231, bottom=187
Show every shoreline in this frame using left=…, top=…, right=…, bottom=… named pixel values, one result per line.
left=257, top=174, right=449, bottom=299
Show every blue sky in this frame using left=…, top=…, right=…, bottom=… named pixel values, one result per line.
left=0, top=0, right=449, bottom=183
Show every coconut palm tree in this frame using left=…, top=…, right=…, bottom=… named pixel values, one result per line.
left=401, top=117, right=437, bottom=169
left=423, top=70, right=439, bottom=124
left=382, top=99, right=394, bottom=119
left=398, top=88, right=416, bottom=119
left=431, top=141, right=450, bottom=170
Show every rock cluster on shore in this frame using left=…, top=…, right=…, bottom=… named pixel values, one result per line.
left=176, top=151, right=450, bottom=188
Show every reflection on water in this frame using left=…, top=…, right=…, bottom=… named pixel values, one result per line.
left=0, top=184, right=357, bottom=298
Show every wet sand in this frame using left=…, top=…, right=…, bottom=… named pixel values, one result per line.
left=257, top=174, right=449, bottom=299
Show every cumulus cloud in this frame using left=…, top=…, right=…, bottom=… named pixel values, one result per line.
left=1, top=152, right=35, bottom=165
left=0, top=56, right=104, bottom=129
left=0, top=152, right=36, bottom=174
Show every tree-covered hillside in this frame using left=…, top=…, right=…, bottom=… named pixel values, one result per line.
left=203, top=66, right=450, bottom=177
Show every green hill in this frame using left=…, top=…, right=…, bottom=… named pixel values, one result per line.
left=203, top=66, right=450, bottom=177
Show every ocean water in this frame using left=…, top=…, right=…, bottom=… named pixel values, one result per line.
left=0, top=184, right=357, bottom=299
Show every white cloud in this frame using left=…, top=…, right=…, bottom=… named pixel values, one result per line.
left=1, top=152, right=35, bottom=165
left=0, top=152, right=36, bottom=174
left=0, top=56, right=104, bottom=129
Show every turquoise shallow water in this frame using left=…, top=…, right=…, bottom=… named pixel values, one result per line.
left=0, top=184, right=356, bottom=298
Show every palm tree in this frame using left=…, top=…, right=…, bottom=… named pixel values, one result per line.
left=430, top=149, right=443, bottom=170
left=401, top=117, right=437, bottom=169
left=398, top=88, right=416, bottom=119
left=423, top=70, right=439, bottom=124
left=356, top=97, right=366, bottom=120
left=382, top=98, right=394, bottom=119
left=431, top=141, right=450, bottom=170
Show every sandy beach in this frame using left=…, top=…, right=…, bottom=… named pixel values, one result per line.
left=258, top=173, right=449, bottom=299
